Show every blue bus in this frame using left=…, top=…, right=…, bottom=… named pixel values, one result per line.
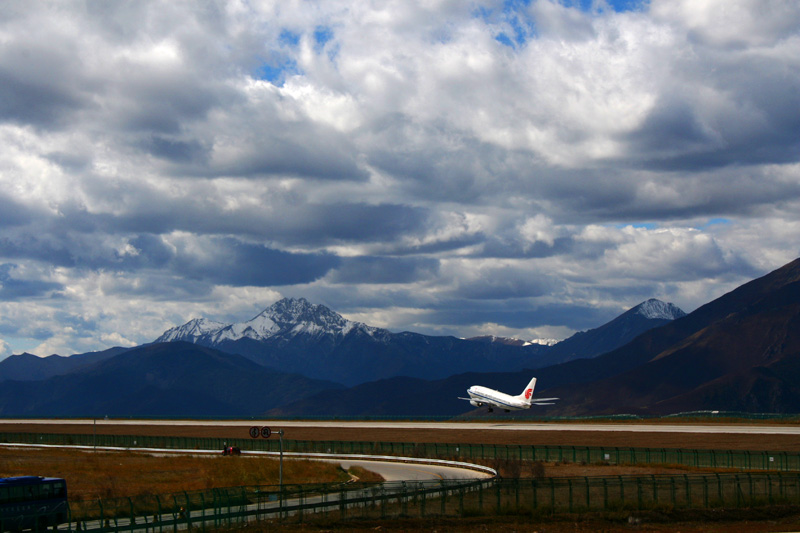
left=0, top=477, right=68, bottom=532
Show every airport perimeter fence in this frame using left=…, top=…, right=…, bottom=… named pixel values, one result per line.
left=65, top=477, right=492, bottom=532
left=3, top=431, right=800, bottom=472
left=50, top=472, right=800, bottom=532
left=7, top=432, right=800, bottom=530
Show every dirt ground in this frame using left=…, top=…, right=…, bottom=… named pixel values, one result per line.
left=2, top=421, right=799, bottom=451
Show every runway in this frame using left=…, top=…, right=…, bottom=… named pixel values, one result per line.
left=3, top=418, right=800, bottom=435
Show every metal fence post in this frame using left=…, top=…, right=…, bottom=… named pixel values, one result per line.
left=584, top=477, right=590, bottom=510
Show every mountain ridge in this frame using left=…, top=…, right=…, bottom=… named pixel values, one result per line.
left=270, top=258, right=800, bottom=417
left=0, top=342, right=343, bottom=417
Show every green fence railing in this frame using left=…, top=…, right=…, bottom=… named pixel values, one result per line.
left=58, top=472, right=800, bottom=532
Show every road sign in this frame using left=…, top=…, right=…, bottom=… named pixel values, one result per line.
left=261, top=426, right=272, bottom=439
left=249, top=426, right=260, bottom=438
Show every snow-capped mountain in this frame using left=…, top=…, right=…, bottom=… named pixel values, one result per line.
left=466, top=335, right=559, bottom=347
left=531, top=298, right=686, bottom=367
left=156, top=318, right=227, bottom=343
left=634, top=298, right=686, bottom=321
left=529, top=338, right=560, bottom=347
left=154, top=298, right=543, bottom=386
left=156, top=298, right=382, bottom=346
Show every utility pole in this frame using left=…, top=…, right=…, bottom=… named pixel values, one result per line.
left=278, top=429, right=284, bottom=489
left=251, top=425, right=285, bottom=507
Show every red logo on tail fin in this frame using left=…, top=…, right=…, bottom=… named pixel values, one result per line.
left=525, top=388, right=532, bottom=399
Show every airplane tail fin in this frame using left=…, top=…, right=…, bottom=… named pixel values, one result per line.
left=518, top=377, right=537, bottom=404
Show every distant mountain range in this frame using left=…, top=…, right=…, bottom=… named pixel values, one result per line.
left=270, top=257, right=800, bottom=417
left=0, top=292, right=684, bottom=417
left=0, top=343, right=341, bottom=417
left=7, top=256, right=799, bottom=418
left=152, top=296, right=682, bottom=386
left=154, top=297, right=548, bottom=386
left=0, top=347, right=127, bottom=382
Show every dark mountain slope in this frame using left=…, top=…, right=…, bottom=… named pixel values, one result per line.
left=540, top=258, right=800, bottom=415
left=533, top=299, right=685, bottom=367
left=267, top=371, right=550, bottom=417
left=0, top=347, right=128, bottom=382
left=0, top=342, right=342, bottom=417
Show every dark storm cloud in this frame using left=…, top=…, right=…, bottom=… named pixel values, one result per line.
left=0, top=224, right=338, bottom=288
left=0, top=264, right=62, bottom=301
left=0, top=68, right=84, bottom=128
left=114, top=70, right=236, bottom=136
left=198, top=117, right=370, bottom=182
left=331, top=256, right=439, bottom=284
left=0, top=234, right=79, bottom=268
left=1, top=325, right=54, bottom=342
left=140, top=135, right=209, bottom=164
left=479, top=236, right=574, bottom=259
left=0, top=41, right=89, bottom=129
left=451, top=269, right=559, bottom=300
left=299, top=203, right=429, bottom=243
left=0, top=195, right=36, bottom=228
left=104, top=200, right=427, bottom=246
left=366, top=124, right=517, bottom=203
left=423, top=301, right=615, bottom=331
left=172, top=237, right=340, bottom=287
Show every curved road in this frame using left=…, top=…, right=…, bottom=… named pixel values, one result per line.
left=320, top=458, right=491, bottom=481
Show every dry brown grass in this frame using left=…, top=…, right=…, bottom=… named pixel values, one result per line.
left=0, top=447, right=358, bottom=502
left=4, top=421, right=800, bottom=451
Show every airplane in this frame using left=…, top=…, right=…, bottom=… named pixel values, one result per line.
left=459, top=377, right=558, bottom=413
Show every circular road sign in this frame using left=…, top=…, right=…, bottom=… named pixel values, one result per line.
left=249, top=426, right=260, bottom=439
left=261, top=426, right=272, bottom=439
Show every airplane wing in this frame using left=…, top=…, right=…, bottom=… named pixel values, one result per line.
left=530, top=397, right=559, bottom=405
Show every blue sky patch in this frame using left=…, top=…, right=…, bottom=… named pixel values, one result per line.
left=314, top=26, right=334, bottom=51
left=255, top=58, right=300, bottom=85
left=573, top=0, right=649, bottom=13
left=698, top=218, right=732, bottom=229
left=279, top=29, right=301, bottom=47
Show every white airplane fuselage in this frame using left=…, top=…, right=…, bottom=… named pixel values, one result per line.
left=466, top=385, right=530, bottom=411
left=459, top=377, right=558, bottom=412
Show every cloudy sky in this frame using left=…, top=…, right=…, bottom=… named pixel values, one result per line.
left=1, top=0, right=799, bottom=359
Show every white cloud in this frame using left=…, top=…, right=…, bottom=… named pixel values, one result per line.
left=0, top=0, right=797, bottom=355
left=0, top=338, right=10, bottom=360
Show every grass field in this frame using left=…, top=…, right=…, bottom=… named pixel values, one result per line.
left=0, top=447, right=382, bottom=502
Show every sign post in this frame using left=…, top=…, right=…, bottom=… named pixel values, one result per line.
left=277, top=429, right=284, bottom=490
left=251, top=426, right=284, bottom=502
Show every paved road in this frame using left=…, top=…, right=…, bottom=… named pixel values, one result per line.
left=320, top=458, right=492, bottom=481
left=3, top=419, right=800, bottom=435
